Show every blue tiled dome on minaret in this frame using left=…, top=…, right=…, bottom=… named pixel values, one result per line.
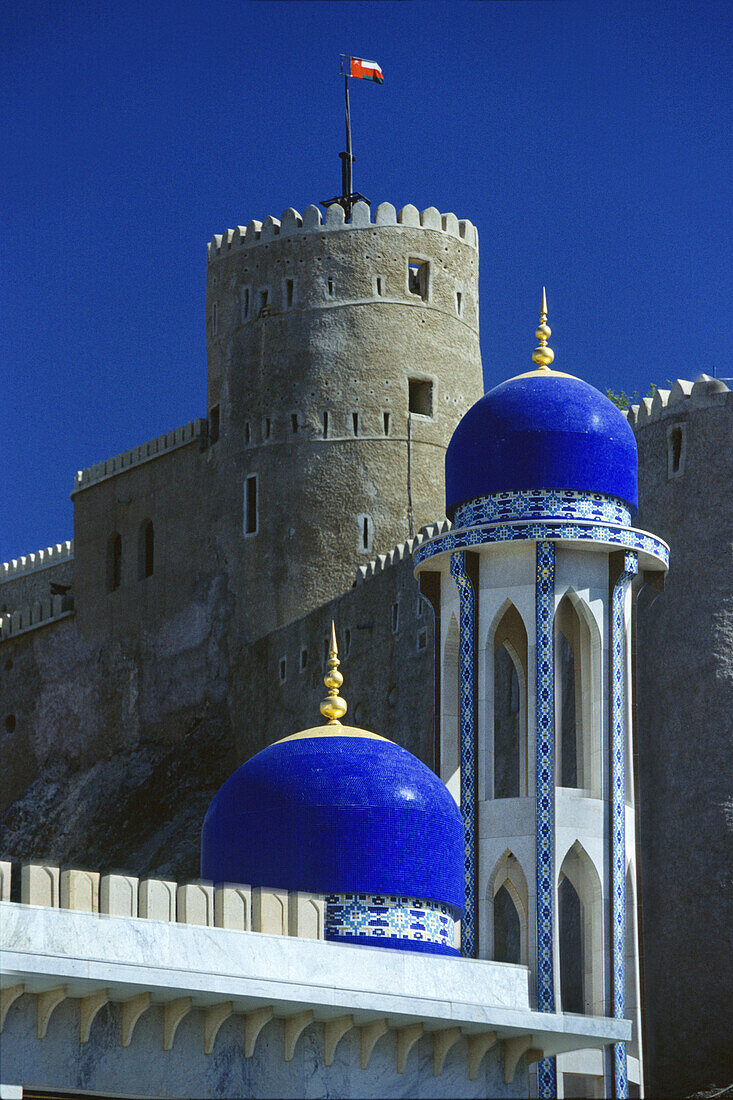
left=446, top=290, right=638, bottom=518
left=201, top=626, right=464, bottom=956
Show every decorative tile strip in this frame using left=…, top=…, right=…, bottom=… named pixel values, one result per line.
left=610, top=550, right=638, bottom=1100
left=450, top=551, right=477, bottom=958
left=535, top=541, right=557, bottom=1098
left=453, top=489, right=631, bottom=530
left=324, top=894, right=456, bottom=950
left=414, top=520, right=668, bottom=570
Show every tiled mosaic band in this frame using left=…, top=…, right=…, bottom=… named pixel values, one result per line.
left=452, top=488, right=631, bottom=530
left=450, top=551, right=477, bottom=958
left=324, top=893, right=457, bottom=950
left=610, top=550, right=638, bottom=1100
left=535, top=541, right=558, bottom=1098
left=414, top=520, right=668, bottom=570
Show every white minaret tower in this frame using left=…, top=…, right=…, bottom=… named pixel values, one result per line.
left=415, top=293, right=668, bottom=1099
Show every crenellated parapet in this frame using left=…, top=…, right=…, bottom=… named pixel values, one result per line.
left=354, top=519, right=452, bottom=586
left=207, top=202, right=479, bottom=262
left=624, top=374, right=731, bottom=429
left=1, top=541, right=73, bottom=585
left=73, top=418, right=205, bottom=493
left=0, top=593, right=73, bottom=641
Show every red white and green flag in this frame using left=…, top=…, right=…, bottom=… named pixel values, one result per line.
left=347, top=56, right=384, bottom=83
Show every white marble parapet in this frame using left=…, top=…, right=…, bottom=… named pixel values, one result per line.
left=0, top=901, right=630, bottom=1060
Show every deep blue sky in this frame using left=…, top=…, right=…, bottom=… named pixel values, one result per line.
left=2, top=0, right=731, bottom=562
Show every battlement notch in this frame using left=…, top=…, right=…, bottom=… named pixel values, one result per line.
left=207, top=202, right=479, bottom=262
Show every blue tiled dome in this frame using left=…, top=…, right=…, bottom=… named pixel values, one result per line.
left=200, top=727, right=464, bottom=913
left=445, top=370, right=638, bottom=518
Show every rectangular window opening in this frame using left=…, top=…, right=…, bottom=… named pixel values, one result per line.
left=300, top=648, right=308, bottom=671
left=244, top=475, right=258, bottom=535
left=456, top=291, right=463, bottom=316
left=345, top=628, right=351, bottom=656
left=408, top=259, right=429, bottom=300
left=291, top=413, right=298, bottom=434
left=245, top=422, right=251, bottom=444
left=352, top=412, right=359, bottom=436
left=323, top=410, right=329, bottom=438
left=408, top=378, right=434, bottom=417
left=391, top=602, right=399, bottom=634
left=362, top=516, right=369, bottom=550
left=242, top=288, right=250, bottom=321
left=376, top=276, right=384, bottom=296
left=328, top=276, right=335, bottom=296
left=279, top=658, right=287, bottom=683
left=209, top=404, right=220, bottom=444
left=383, top=411, right=390, bottom=436
left=286, top=278, right=294, bottom=307
left=264, top=417, right=271, bottom=439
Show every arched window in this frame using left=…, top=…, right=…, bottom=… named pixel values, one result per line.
left=441, top=615, right=460, bottom=805
left=494, top=886, right=520, bottom=964
left=558, top=842, right=605, bottom=1015
left=558, top=875, right=584, bottom=1013
left=489, top=602, right=528, bottom=799
left=106, top=532, right=122, bottom=592
left=137, top=520, right=154, bottom=579
left=488, top=850, right=528, bottom=965
left=554, top=594, right=601, bottom=795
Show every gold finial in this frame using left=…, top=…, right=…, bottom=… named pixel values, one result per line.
left=532, top=286, right=555, bottom=370
left=320, top=621, right=348, bottom=725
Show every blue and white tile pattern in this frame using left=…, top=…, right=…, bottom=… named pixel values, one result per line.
left=450, top=550, right=477, bottom=958
left=453, top=488, right=631, bottom=530
left=325, top=893, right=456, bottom=949
left=609, top=550, right=637, bottom=1099
left=535, top=540, right=558, bottom=1098
left=414, top=519, right=668, bottom=570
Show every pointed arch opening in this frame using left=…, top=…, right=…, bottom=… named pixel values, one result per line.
left=137, top=519, right=154, bottom=580
left=441, top=614, right=460, bottom=805
left=488, top=850, right=528, bottom=966
left=106, top=531, right=122, bottom=592
left=558, top=842, right=605, bottom=1016
left=554, top=593, right=602, bottom=797
left=487, top=601, right=528, bottom=799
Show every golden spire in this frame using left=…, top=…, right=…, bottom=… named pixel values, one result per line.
left=320, top=621, right=348, bottom=725
left=531, top=286, right=555, bottom=370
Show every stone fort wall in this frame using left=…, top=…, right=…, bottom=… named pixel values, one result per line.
left=626, top=374, right=733, bottom=1097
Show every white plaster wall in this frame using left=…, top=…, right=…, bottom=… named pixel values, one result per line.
left=1, top=994, right=527, bottom=1100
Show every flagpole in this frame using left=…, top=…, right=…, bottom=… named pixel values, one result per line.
left=342, top=70, right=354, bottom=219
left=322, top=55, right=369, bottom=218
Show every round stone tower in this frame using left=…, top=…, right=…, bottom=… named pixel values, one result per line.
left=627, top=375, right=733, bottom=1098
left=205, top=200, right=483, bottom=640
